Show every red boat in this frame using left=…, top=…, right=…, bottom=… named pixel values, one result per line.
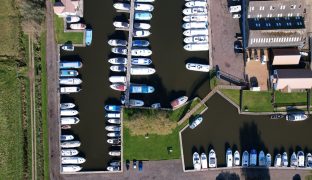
left=171, top=96, right=188, bottom=108
left=110, top=83, right=127, bottom=92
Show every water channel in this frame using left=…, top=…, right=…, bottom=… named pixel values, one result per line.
left=60, top=0, right=209, bottom=171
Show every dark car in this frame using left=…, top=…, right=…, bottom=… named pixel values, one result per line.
left=126, top=160, right=130, bottom=170
left=138, top=161, right=143, bottom=171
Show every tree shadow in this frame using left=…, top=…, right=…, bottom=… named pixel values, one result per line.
left=293, top=174, right=301, bottom=180
left=216, top=171, right=240, bottom=180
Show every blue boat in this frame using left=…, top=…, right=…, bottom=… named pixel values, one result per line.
left=60, top=61, right=82, bottom=69
left=129, top=84, right=155, bottom=93
left=134, top=12, right=152, bottom=20
left=131, top=58, right=152, bottom=65
left=133, top=40, right=150, bottom=47
left=60, top=70, right=79, bottom=77
left=85, top=29, right=92, bottom=46
left=105, top=105, right=121, bottom=112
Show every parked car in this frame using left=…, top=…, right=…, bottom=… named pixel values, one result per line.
left=126, top=160, right=130, bottom=170
left=232, top=13, right=241, bottom=18
left=139, top=161, right=143, bottom=171
left=133, top=160, right=137, bottom=169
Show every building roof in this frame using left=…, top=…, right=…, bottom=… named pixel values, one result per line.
left=272, top=48, right=300, bottom=65
left=274, top=69, right=312, bottom=90
left=53, top=0, right=78, bottom=15
left=276, top=69, right=312, bottom=79
left=248, top=0, right=304, bottom=19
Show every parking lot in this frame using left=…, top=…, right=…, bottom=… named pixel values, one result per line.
left=210, top=0, right=245, bottom=80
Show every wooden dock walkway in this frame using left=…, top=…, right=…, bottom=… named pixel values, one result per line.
left=124, top=0, right=135, bottom=106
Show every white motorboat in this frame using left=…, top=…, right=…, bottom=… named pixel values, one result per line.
left=133, top=30, right=151, bottom=37
left=61, top=149, right=79, bottom=156
left=183, top=15, right=208, bottom=22
left=250, top=149, right=257, bottom=166
left=62, top=165, right=82, bottom=172
left=61, top=135, right=74, bottom=141
left=183, top=7, right=207, bottom=15
left=229, top=5, right=241, bottom=13
left=242, top=151, right=249, bottom=167
left=109, top=76, right=127, bottom=83
left=61, top=141, right=81, bottom=148
left=60, top=70, right=79, bottom=77
left=266, top=153, right=272, bottom=167
left=258, top=151, right=266, bottom=166
left=171, top=96, right=188, bottom=108
left=131, top=66, right=155, bottom=75
left=107, top=166, right=120, bottom=171
left=59, top=78, right=82, bottom=85
left=298, top=151, right=305, bottom=167
left=184, top=35, right=208, bottom=43
left=108, top=39, right=127, bottom=46
left=107, top=132, right=121, bottom=138
left=282, top=152, right=288, bottom=167
left=184, top=43, right=209, bottom=51
left=183, top=22, right=208, bottom=29
left=107, top=138, right=121, bottom=145
left=69, top=23, right=86, bottom=30
left=185, top=1, right=207, bottom=8
left=108, top=57, right=127, bottom=65
left=66, top=16, right=80, bottom=23
left=106, top=113, right=121, bottom=118
left=60, top=110, right=79, bottom=116
left=226, top=148, right=233, bottom=167
left=60, top=87, right=81, bottom=94
left=151, top=103, right=161, bottom=109
left=113, top=3, right=130, bottom=11
left=110, top=65, right=127, bottom=72
left=183, top=29, right=208, bottom=36
left=189, top=116, right=203, bottom=129
left=61, top=44, right=74, bottom=51
left=129, top=99, right=144, bottom=107
left=131, top=48, right=152, bottom=56
left=62, top=157, right=86, bottom=164
left=113, top=21, right=129, bottom=29
left=306, top=153, right=312, bottom=167
left=107, top=119, right=121, bottom=124
left=186, top=63, right=210, bottom=72
left=135, top=0, right=155, bottom=2
left=201, top=153, right=208, bottom=169
left=193, top=152, right=201, bottom=170
left=135, top=3, right=154, bottom=11
left=105, top=125, right=121, bottom=132
left=234, top=150, right=240, bottom=166
left=61, top=117, right=80, bottom=125
left=208, top=149, right=217, bottom=168
left=110, top=83, right=127, bottom=92
left=109, top=151, right=121, bottom=156
left=60, top=103, right=75, bottom=109
left=110, top=161, right=121, bottom=167
left=131, top=58, right=152, bottom=65
left=111, top=47, right=127, bottom=55
left=290, top=152, right=298, bottom=167
left=60, top=61, right=82, bottom=69
left=274, top=154, right=282, bottom=167
left=286, top=113, right=308, bottom=121
left=134, top=22, right=151, bottom=30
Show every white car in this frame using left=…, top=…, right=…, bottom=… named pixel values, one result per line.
left=232, top=13, right=241, bottom=18
left=229, top=5, right=241, bottom=13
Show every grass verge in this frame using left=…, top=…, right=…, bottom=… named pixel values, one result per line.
left=275, top=91, right=307, bottom=105
left=242, top=90, right=273, bottom=112
left=54, top=15, right=83, bottom=44
left=219, top=89, right=240, bottom=106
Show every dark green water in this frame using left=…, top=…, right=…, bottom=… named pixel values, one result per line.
left=61, top=0, right=209, bottom=170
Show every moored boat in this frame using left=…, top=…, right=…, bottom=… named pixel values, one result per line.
left=286, top=113, right=308, bottom=121
left=109, top=76, right=127, bottom=83
left=110, top=161, right=121, bottom=167
left=129, top=84, right=155, bottom=93
left=131, top=66, right=155, bottom=75
left=184, top=43, right=209, bottom=51
left=61, top=135, right=74, bottom=141
left=133, top=40, right=150, bottom=47
left=135, top=3, right=154, bottom=11
left=110, top=83, right=127, bottom=92
left=306, top=153, right=312, bottom=167
left=105, top=105, right=122, bottom=112
left=113, top=21, right=129, bottom=29
left=60, top=87, right=81, bottom=94
left=282, top=152, right=288, bottom=167
left=85, top=29, right=92, bottom=46
left=234, top=150, right=240, bottom=166
left=183, top=29, right=208, bottom=36
left=226, top=148, right=233, bottom=167
left=61, top=117, right=80, bottom=125
left=62, top=165, right=82, bottom=172
left=107, top=166, right=120, bottom=171
left=131, top=58, right=152, bottom=65
left=106, top=113, right=121, bottom=118
left=134, top=12, right=152, bottom=20
left=62, top=157, right=86, bottom=164
left=290, top=152, right=298, bottom=167
left=110, top=65, right=127, bottom=72
left=184, top=35, right=208, bottom=43
left=107, top=119, right=121, bottom=124
left=107, top=138, right=121, bottom=145
left=189, top=115, right=203, bottom=129
left=183, top=7, right=207, bottom=15
left=208, top=149, right=217, bottom=168
left=109, top=150, right=121, bottom=156
left=250, top=149, right=257, bottom=166
left=60, top=110, right=79, bottom=116
left=70, top=23, right=86, bottom=30
left=134, top=22, right=151, bottom=30
left=60, top=61, right=82, bottom=69
left=66, top=16, right=80, bottom=23
left=259, top=151, right=266, bottom=166
left=171, top=96, right=188, bottom=108
left=111, top=47, right=127, bottom=55
left=135, top=0, right=155, bottom=2
left=183, top=15, right=208, bottom=22
left=182, top=22, right=208, bottom=29
left=61, top=125, right=71, bottom=129
left=193, top=152, right=201, bottom=170
left=61, top=149, right=79, bottom=156
left=151, top=103, right=161, bottom=109
left=59, top=78, right=82, bottom=85
left=60, top=70, right=79, bottom=77
left=105, top=125, right=121, bottom=132
left=108, top=39, right=127, bottom=46
left=131, top=48, right=152, bottom=56
left=60, top=103, right=75, bottom=109
left=107, top=132, right=121, bottom=138
left=270, top=114, right=284, bottom=119
left=185, top=1, right=207, bottom=8
left=201, top=153, right=208, bottom=169
left=186, top=63, right=210, bottom=72
left=113, top=2, right=130, bottom=11
left=242, top=151, right=249, bottom=167
left=298, top=151, right=305, bottom=167
left=108, top=58, right=127, bottom=65
left=61, top=44, right=74, bottom=51
left=266, top=153, right=272, bottom=167
left=274, top=153, right=282, bottom=167
left=61, top=141, right=81, bottom=148
left=133, top=30, right=151, bottom=37
left=129, top=99, right=144, bottom=107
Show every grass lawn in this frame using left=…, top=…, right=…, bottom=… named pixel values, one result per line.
left=0, top=62, right=25, bottom=179
left=54, top=15, right=83, bottom=44
left=242, top=90, right=273, bottom=112
left=275, top=91, right=307, bottom=105
left=219, top=89, right=240, bottom=106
